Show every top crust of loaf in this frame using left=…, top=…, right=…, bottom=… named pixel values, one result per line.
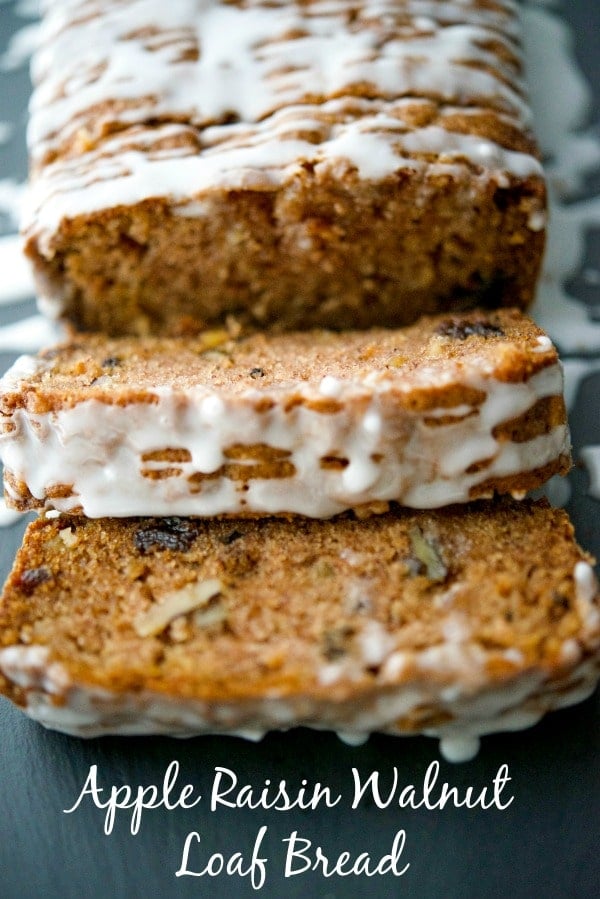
left=30, top=0, right=533, bottom=171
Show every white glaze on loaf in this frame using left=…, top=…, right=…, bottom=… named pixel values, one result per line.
left=0, top=348, right=569, bottom=517
left=1, top=607, right=598, bottom=764
left=31, top=0, right=527, bottom=161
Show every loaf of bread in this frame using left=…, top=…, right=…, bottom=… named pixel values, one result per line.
left=0, top=310, right=570, bottom=518
left=0, top=500, right=598, bottom=760
left=24, top=0, right=546, bottom=336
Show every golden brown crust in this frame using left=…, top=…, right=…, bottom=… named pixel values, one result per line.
left=467, top=455, right=571, bottom=500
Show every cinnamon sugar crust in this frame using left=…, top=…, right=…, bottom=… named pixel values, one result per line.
left=0, top=309, right=562, bottom=406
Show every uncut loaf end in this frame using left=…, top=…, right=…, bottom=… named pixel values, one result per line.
left=24, top=0, right=546, bottom=336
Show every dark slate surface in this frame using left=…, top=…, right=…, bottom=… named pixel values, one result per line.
left=0, top=3, right=598, bottom=897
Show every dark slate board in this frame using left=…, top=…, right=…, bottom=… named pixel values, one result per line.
left=0, top=3, right=598, bottom=897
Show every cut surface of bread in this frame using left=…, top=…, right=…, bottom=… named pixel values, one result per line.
left=0, top=500, right=598, bottom=761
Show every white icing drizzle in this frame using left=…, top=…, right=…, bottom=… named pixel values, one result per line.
left=533, top=334, right=553, bottom=353
left=531, top=195, right=600, bottom=354
left=575, top=560, right=598, bottom=604
left=0, top=234, right=35, bottom=305
left=439, top=735, right=480, bottom=764
left=0, top=359, right=569, bottom=517
left=581, top=447, right=600, bottom=502
left=335, top=731, right=370, bottom=748
left=0, top=497, right=24, bottom=527
left=0, top=179, right=25, bottom=228
left=561, top=359, right=600, bottom=412
left=0, top=314, right=62, bottom=352
left=0, top=122, right=14, bottom=144
left=523, top=4, right=600, bottom=354
left=0, top=20, right=41, bottom=71
left=23, top=106, right=544, bottom=258
left=14, top=1, right=42, bottom=17
left=540, top=473, right=571, bottom=509
left=0, top=639, right=598, bottom=764
left=28, top=0, right=526, bottom=162
left=574, top=561, right=600, bottom=632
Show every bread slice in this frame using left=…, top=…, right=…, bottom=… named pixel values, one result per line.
left=0, top=500, right=598, bottom=761
left=0, top=309, right=570, bottom=518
